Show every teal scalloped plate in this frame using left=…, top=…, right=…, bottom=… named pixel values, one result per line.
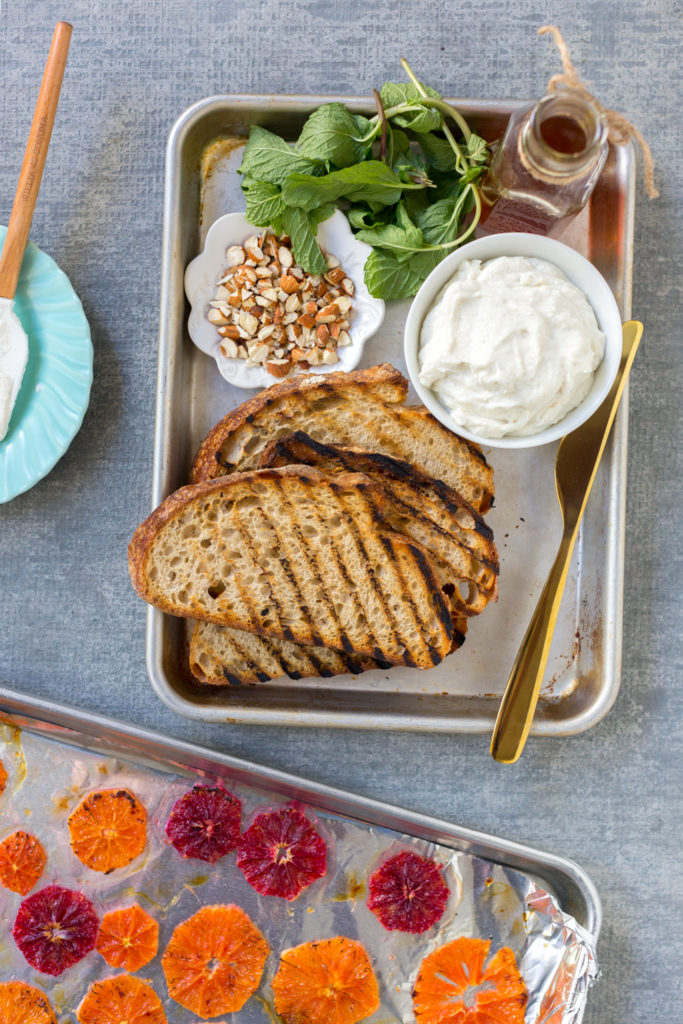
left=0, top=227, right=93, bottom=503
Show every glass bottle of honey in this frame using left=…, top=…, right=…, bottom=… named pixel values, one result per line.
left=479, top=88, right=609, bottom=234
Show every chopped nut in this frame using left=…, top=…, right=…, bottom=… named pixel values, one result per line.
left=238, top=311, right=259, bottom=336
left=297, top=313, right=316, bottom=328
left=249, top=342, right=270, bottom=363
left=207, top=307, right=230, bottom=326
left=278, top=246, right=293, bottom=268
left=266, top=358, right=292, bottom=377
left=337, top=330, right=351, bottom=347
left=284, top=293, right=301, bottom=312
left=217, top=324, right=240, bottom=340
left=220, top=339, right=239, bottom=358
left=315, top=303, right=340, bottom=324
left=226, top=245, right=245, bottom=266
left=315, top=324, right=330, bottom=344
left=325, top=267, right=346, bottom=284
left=342, top=278, right=354, bottom=295
left=279, top=274, right=299, bottom=294
left=322, top=349, right=339, bottom=364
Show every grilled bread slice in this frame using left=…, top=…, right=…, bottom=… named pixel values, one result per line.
left=189, top=620, right=380, bottom=685
left=260, top=432, right=498, bottom=617
left=189, top=364, right=494, bottom=513
left=189, top=614, right=467, bottom=686
left=190, top=364, right=407, bottom=483
left=129, top=465, right=454, bottom=669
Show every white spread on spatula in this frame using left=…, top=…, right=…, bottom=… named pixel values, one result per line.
left=0, top=297, right=28, bottom=441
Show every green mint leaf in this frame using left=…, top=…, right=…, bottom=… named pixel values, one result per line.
left=279, top=207, right=328, bottom=275
left=417, top=191, right=470, bottom=245
left=418, top=132, right=459, bottom=172
left=380, top=81, right=442, bottom=133
left=308, top=202, right=337, bottom=228
left=466, top=133, right=489, bottom=165
left=356, top=202, right=424, bottom=264
left=238, top=126, right=323, bottom=186
left=242, top=179, right=287, bottom=226
left=282, top=161, right=418, bottom=210
left=364, top=246, right=442, bottom=300
left=387, top=126, right=411, bottom=159
left=297, top=103, right=375, bottom=167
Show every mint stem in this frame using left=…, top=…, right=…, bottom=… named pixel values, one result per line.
left=372, top=88, right=388, bottom=162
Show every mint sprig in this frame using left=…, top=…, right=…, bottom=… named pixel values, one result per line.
left=238, top=61, right=489, bottom=299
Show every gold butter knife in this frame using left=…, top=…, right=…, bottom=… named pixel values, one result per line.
left=491, top=320, right=643, bottom=763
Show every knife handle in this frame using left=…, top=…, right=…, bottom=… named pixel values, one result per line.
left=0, top=22, right=72, bottom=300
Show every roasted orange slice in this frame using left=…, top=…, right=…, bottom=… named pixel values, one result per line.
left=0, top=981, right=57, bottom=1024
left=96, top=903, right=159, bottom=971
left=77, top=975, right=166, bottom=1024
left=161, top=904, right=269, bottom=1016
left=412, top=936, right=528, bottom=1024
left=0, top=759, right=7, bottom=796
left=68, top=788, right=146, bottom=873
left=0, top=830, right=46, bottom=895
left=271, top=936, right=380, bottom=1024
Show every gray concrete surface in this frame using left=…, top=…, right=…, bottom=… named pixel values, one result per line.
left=1, top=0, right=681, bottom=1020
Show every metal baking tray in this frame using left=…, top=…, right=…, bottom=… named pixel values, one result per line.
left=0, top=684, right=601, bottom=943
left=150, top=94, right=635, bottom=731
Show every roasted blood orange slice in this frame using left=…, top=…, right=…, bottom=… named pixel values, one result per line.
left=0, top=830, right=47, bottom=895
left=13, top=884, right=99, bottom=975
left=161, top=904, right=269, bottom=1016
left=77, top=975, right=167, bottom=1024
left=96, top=903, right=159, bottom=971
left=166, top=784, right=241, bottom=864
left=236, top=805, right=327, bottom=900
left=0, top=981, right=57, bottom=1024
left=68, top=788, right=146, bottom=873
left=272, top=936, right=380, bottom=1024
left=412, top=936, right=528, bottom=1024
left=367, top=850, right=449, bottom=933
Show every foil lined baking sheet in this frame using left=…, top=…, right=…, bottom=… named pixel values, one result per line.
left=0, top=724, right=597, bottom=1021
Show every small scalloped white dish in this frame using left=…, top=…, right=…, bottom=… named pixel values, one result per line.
left=184, top=210, right=385, bottom=389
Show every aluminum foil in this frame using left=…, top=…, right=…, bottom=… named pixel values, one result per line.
left=0, top=724, right=598, bottom=1022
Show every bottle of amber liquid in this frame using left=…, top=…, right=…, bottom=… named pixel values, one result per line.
left=479, top=88, right=609, bottom=235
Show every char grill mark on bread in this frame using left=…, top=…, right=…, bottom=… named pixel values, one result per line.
left=188, top=364, right=494, bottom=514
left=259, top=431, right=499, bottom=616
left=128, top=465, right=454, bottom=669
left=189, top=620, right=376, bottom=686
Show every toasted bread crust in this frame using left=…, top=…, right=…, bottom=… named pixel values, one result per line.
left=129, top=464, right=454, bottom=668
left=189, top=363, right=408, bottom=484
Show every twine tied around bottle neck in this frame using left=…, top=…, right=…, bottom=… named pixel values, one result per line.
left=538, top=24, right=659, bottom=198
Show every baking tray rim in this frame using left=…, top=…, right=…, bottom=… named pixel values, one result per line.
left=151, top=92, right=635, bottom=734
left=0, top=684, right=601, bottom=941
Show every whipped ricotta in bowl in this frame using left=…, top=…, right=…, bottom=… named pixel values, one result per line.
left=418, top=255, right=606, bottom=439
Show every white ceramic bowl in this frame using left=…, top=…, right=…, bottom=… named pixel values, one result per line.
left=185, top=210, right=385, bottom=389
left=404, top=233, right=622, bottom=449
